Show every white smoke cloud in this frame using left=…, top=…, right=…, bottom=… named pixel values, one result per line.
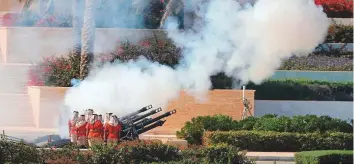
left=63, top=0, right=329, bottom=137
left=64, top=57, right=181, bottom=117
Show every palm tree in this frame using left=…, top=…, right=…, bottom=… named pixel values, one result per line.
left=79, top=0, right=96, bottom=80
left=159, top=0, right=184, bottom=28
left=131, top=0, right=184, bottom=29
left=72, top=0, right=84, bottom=57
left=18, top=0, right=34, bottom=15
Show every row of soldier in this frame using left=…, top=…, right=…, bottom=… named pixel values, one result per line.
left=68, top=109, right=122, bottom=148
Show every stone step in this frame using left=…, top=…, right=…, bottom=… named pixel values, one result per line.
left=0, top=63, right=31, bottom=94
left=0, top=93, right=35, bottom=127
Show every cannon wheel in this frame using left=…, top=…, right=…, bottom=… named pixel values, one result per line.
left=121, top=127, right=139, bottom=141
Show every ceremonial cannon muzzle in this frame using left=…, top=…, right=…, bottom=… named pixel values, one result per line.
left=120, top=107, right=177, bottom=141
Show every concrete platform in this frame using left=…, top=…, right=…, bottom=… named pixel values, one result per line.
left=247, top=152, right=295, bottom=161
left=256, top=161, right=295, bottom=164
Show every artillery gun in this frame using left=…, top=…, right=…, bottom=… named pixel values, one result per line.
left=119, top=105, right=177, bottom=141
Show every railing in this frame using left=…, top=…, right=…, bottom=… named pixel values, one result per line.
left=0, top=130, right=37, bottom=146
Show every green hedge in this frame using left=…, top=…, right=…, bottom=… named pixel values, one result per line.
left=176, top=114, right=353, bottom=145
left=326, top=24, right=353, bottom=43
left=0, top=140, right=253, bottom=164
left=279, top=54, right=353, bottom=71
left=203, top=131, right=353, bottom=152
left=295, top=150, right=353, bottom=164
left=0, top=140, right=43, bottom=163
left=246, top=79, right=353, bottom=101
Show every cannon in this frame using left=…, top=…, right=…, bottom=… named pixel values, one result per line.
left=45, top=105, right=176, bottom=147
left=119, top=105, right=153, bottom=123
left=120, top=106, right=177, bottom=141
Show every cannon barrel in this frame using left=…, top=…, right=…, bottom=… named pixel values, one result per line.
left=135, top=109, right=176, bottom=129
left=120, top=105, right=153, bottom=121
left=137, top=120, right=166, bottom=134
left=132, top=108, right=162, bottom=123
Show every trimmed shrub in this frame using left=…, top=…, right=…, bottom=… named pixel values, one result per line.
left=280, top=54, right=353, bottom=71
left=98, top=35, right=182, bottom=67
left=295, top=150, right=353, bottom=164
left=176, top=114, right=353, bottom=145
left=176, top=115, right=238, bottom=145
left=28, top=53, right=80, bottom=87
left=247, top=79, right=353, bottom=101
left=0, top=140, right=253, bottom=164
left=0, top=140, right=43, bottom=163
left=88, top=140, right=180, bottom=163
left=326, top=24, right=353, bottom=43
left=177, top=144, right=254, bottom=164
left=203, top=131, right=353, bottom=152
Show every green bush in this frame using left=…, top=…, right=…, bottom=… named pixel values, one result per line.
left=247, top=79, right=353, bottom=101
left=326, top=24, right=353, bottom=43
left=28, top=53, right=80, bottom=87
left=177, top=114, right=353, bottom=145
left=89, top=140, right=180, bottom=164
left=177, top=144, right=254, bottom=164
left=295, top=150, right=353, bottom=164
left=0, top=140, right=43, bottom=163
left=0, top=140, right=253, bottom=164
left=279, top=54, right=353, bottom=71
left=203, top=131, right=353, bottom=152
left=176, top=115, right=238, bottom=144
left=98, top=35, right=182, bottom=67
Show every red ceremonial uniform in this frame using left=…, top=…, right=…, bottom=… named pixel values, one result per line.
left=105, top=123, right=122, bottom=140
left=87, top=120, right=104, bottom=139
left=68, top=120, right=77, bottom=136
left=76, top=122, right=88, bottom=137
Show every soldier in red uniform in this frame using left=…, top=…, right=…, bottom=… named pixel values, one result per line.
left=98, top=114, right=103, bottom=123
left=104, top=115, right=122, bottom=147
left=103, top=113, right=110, bottom=127
left=85, top=109, right=94, bottom=122
left=68, top=111, right=79, bottom=144
left=87, top=114, right=104, bottom=147
left=76, top=114, right=88, bottom=148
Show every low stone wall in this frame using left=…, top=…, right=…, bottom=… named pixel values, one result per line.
left=147, top=90, right=255, bottom=134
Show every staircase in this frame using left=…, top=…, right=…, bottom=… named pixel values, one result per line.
left=0, top=58, right=35, bottom=128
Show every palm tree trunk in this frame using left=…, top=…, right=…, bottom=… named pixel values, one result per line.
left=20, top=0, right=34, bottom=16
left=159, top=0, right=184, bottom=28
left=72, top=0, right=84, bottom=57
left=80, top=0, right=96, bottom=80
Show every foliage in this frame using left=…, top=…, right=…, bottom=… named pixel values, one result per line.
left=0, top=140, right=253, bottom=164
left=203, top=131, right=353, bottom=152
left=280, top=54, right=353, bottom=71
left=295, top=150, right=353, bottom=164
left=89, top=140, right=180, bottom=164
left=97, top=35, right=182, bottom=67
left=176, top=114, right=353, bottom=145
left=176, top=144, right=254, bottom=164
left=0, top=140, right=43, bottom=163
left=176, top=115, right=238, bottom=145
left=315, top=0, right=353, bottom=18
left=326, top=24, right=353, bottom=43
left=246, top=79, right=353, bottom=101
left=28, top=53, right=80, bottom=87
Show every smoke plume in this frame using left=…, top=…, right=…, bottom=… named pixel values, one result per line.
left=62, top=0, right=329, bottom=137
